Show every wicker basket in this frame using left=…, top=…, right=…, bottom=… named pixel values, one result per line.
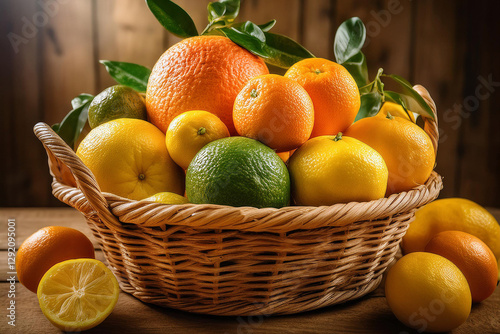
left=34, top=85, right=442, bottom=316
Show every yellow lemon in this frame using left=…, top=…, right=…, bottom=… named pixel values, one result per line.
left=37, top=259, right=120, bottom=332
left=377, top=101, right=416, bottom=122
left=402, top=198, right=500, bottom=266
left=385, top=252, right=471, bottom=333
left=288, top=133, right=388, bottom=205
left=76, top=118, right=184, bottom=200
left=166, top=110, right=230, bottom=170
left=143, top=192, right=189, bottom=204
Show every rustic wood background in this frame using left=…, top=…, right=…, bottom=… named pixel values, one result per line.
left=1, top=0, right=499, bottom=207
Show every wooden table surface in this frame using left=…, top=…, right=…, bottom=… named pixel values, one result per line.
left=1, top=207, right=499, bottom=334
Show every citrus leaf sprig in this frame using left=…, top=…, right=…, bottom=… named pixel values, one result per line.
left=145, top=0, right=315, bottom=68
left=52, top=94, right=94, bottom=150
left=99, top=60, right=151, bottom=93
left=334, top=17, right=434, bottom=121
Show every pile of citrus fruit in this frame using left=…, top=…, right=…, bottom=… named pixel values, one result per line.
left=75, top=34, right=436, bottom=208
left=41, top=1, right=498, bottom=332
left=385, top=198, right=499, bottom=332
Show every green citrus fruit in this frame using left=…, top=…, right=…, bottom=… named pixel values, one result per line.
left=186, top=137, right=290, bottom=208
left=88, top=85, right=147, bottom=128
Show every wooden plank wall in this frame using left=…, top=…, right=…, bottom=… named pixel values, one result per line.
left=1, top=0, right=499, bottom=207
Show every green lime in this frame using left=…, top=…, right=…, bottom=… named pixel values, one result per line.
left=186, top=137, right=290, bottom=208
left=88, top=85, right=147, bottom=128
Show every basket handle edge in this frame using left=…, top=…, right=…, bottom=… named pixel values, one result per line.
left=33, top=122, right=121, bottom=228
left=413, top=84, right=439, bottom=157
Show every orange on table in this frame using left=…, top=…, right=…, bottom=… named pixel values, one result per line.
left=233, top=74, right=314, bottom=152
left=166, top=110, right=230, bottom=170
left=344, top=114, right=435, bottom=195
left=146, top=36, right=269, bottom=134
left=425, top=230, right=498, bottom=303
left=284, top=58, right=360, bottom=138
left=16, top=226, right=95, bottom=293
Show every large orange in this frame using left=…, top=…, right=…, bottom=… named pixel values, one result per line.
left=233, top=74, right=314, bottom=152
left=284, top=58, right=360, bottom=137
left=344, top=115, right=435, bottom=195
left=146, top=36, right=269, bottom=134
left=16, top=226, right=95, bottom=293
left=425, top=231, right=498, bottom=303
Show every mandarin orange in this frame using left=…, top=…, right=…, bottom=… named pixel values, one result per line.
left=233, top=74, right=314, bottom=152
left=284, top=58, right=360, bottom=137
left=425, top=230, right=498, bottom=303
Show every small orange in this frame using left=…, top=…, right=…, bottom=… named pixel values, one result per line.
left=16, top=226, right=95, bottom=293
left=344, top=114, right=435, bottom=195
left=284, top=58, right=360, bottom=137
left=425, top=230, right=498, bottom=303
left=233, top=74, right=314, bottom=152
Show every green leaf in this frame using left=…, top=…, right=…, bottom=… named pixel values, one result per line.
left=99, top=60, right=151, bottom=93
left=258, top=19, right=276, bottom=32
left=221, top=26, right=269, bottom=58
left=334, top=17, right=366, bottom=64
left=230, top=19, right=276, bottom=33
left=54, top=97, right=94, bottom=150
left=355, top=91, right=382, bottom=122
left=342, top=51, right=369, bottom=88
left=71, top=94, right=94, bottom=109
left=242, top=21, right=266, bottom=42
left=383, top=91, right=429, bottom=120
left=382, top=74, right=435, bottom=119
left=221, top=25, right=314, bottom=68
left=208, top=0, right=240, bottom=22
left=264, top=32, right=315, bottom=60
left=146, top=0, right=198, bottom=38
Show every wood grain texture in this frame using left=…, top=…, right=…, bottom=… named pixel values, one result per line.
left=0, top=1, right=53, bottom=207
left=457, top=0, right=500, bottom=206
left=301, top=0, right=334, bottom=59
left=95, top=0, right=166, bottom=91
left=336, top=0, right=413, bottom=80
left=413, top=0, right=466, bottom=199
left=0, top=209, right=499, bottom=332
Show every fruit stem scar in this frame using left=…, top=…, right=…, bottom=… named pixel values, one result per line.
left=197, top=127, right=206, bottom=135
left=314, top=69, right=322, bottom=75
left=333, top=132, right=343, bottom=142
left=250, top=89, right=259, bottom=98
left=386, top=111, right=394, bottom=120
left=138, top=173, right=146, bottom=180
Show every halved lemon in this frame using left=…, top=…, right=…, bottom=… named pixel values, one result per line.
left=37, top=259, right=119, bottom=332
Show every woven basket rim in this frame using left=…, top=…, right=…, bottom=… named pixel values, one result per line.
left=36, top=84, right=441, bottom=233
left=50, top=169, right=442, bottom=232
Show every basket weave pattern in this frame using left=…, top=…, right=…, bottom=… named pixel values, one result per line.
left=34, top=85, right=442, bottom=316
